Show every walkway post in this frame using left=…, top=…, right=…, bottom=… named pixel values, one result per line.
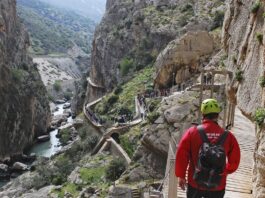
left=168, top=159, right=178, bottom=198
left=227, top=102, right=232, bottom=126
left=231, top=104, right=236, bottom=126
left=210, top=73, right=214, bottom=98
left=223, top=99, right=227, bottom=128
left=198, top=70, right=204, bottom=123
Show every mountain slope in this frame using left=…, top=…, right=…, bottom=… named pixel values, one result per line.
left=39, top=0, right=106, bottom=22
left=17, top=0, right=96, bottom=55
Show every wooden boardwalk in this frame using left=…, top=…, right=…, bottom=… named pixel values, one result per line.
left=176, top=108, right=255, bottom=198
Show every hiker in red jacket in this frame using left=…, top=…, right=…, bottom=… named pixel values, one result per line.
left=175, top=98, right=240, bottom=198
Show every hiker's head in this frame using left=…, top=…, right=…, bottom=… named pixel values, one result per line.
left=201, top=98, right=221, bottom=120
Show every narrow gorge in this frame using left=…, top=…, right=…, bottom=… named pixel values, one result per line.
left=1, top=0, right=265, bottom=197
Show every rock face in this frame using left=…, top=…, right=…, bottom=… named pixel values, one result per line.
left=123, top=92, right=200, bottom=182
left=0, top=0, right=50, bottom=159
left=87, top=0, right=225, bottom=101
left=154, top=31, right=214, bottom=88
left=221, top=0, right=265, bottom=197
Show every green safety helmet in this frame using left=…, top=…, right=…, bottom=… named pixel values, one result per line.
left=201, top=98, right=222, bottom=115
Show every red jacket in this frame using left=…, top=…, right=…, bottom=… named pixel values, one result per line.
left=175, top=119, right=240, bottom=191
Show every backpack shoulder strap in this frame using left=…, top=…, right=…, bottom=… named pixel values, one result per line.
left=197, top=125, right=210, bottom=143
left=216, top=130, right=229, bottom=145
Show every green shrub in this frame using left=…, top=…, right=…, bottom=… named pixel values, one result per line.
left=59, top=128, right=71, bottom=145
left=114, top=86, right=123, bottom=95
left=84, top=136, right=99, bottom=151
left=94, top=103, right=109, bottom=114
left=211, top=11, right=225, bottom=30
left=78, top=126, right=87, bottom=140
left=148, top=100, right=161, bottom=112
left=117, top=105, right=132, bottom=115
left=251, top=1, right=261, bottom=13
left=53, top=80, right=62, bottom=92
left=180, top=4, right=193, bottom=13
left=235, top=69, right=243, bottom=82
left=52, top=175, right=64, bottom=185
left=147, top=112, right=160, bottom=124
left=54, top=155, right=73, bottom=175
left=107, top=94, right=119, bottom=105
left=256, top=33, right=263, bottom=44
left=65, top=142, right=83, bottom=159
left=80, top=166, right=105, bottom=184
left=119, top=58, right=134, bottom=76
left=259, top=76, right=265, bottom=87
left=11, top=68, right=24, bottom=82
left=179, top=15, right=189, bottom=27
left=105, top=158, right=126, bottom=181
left=254, top=108, right=265, bottom=126
left=120, top=136, right=134, bottom=158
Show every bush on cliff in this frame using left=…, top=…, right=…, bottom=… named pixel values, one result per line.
left=106, top=158, right=126, bottom=181
left=119, top=58, right=134, bottom=76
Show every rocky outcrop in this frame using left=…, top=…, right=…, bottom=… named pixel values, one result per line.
left=221, top=0, right=264, bottom=197
left=0, top=0, right=50, bottom=159
left=87, top=0, right=225, bottom=101
left=122, top=92, right=200, bottom=182
left=154, top=31, right=215, bottom=88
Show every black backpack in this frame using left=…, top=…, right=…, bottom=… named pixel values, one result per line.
left=193, top=125, right=229, bottom=189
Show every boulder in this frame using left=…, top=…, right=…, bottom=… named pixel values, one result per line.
left=51, top=114, right=68, bottom=127
left=55, top=99, right=66, bottom=104
left=21, top=154, right=36, bottom=163
left=63, top=109, right=72, bottom=117
left=37, top=135, right=50, bottom=143
left=12, top=162, right=28, bottom=171
left=164, top=102, right=191, bottom=124
left=0, top=164, right=8, bottom=173
left=63, top=103, right=71, bottom=109
left=108, top=186, right=132, bottom=198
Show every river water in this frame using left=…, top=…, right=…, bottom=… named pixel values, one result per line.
left=0, top=104, right=73, bottom=188
left=28, top=103, right=73, bottom=157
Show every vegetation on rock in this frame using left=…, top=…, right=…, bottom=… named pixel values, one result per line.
left=106, top=158, right=126, bottom=181
left=235, top=69, right=244, bottom=82
left=120, top=126, right=141, bottom=158
left=256, top=33, right=263, bottom=44
left=94, top=66, right=154, bottom=122
left=259, top=76, right=265, bottom=87
left=254, top=108, right=265, bottom=126
left=251, top=1, right=261, bottom=13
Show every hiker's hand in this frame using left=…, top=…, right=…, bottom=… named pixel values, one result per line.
left=178, top=178, right=187, bottom=190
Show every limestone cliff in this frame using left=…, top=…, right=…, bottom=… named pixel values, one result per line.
left=154, top=31, right=215, bottom=88
left=216, top=0, right=265, bottom=196
left=0, top=0, right=50, bottom=159
left=87, top=0, right=226, bottom=101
